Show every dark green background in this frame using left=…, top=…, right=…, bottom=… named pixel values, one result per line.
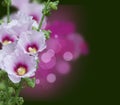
left=0, top=0, right=98, bottom=105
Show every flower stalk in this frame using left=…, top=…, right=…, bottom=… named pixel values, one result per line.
left=38, top=0, right=59, bottom=31
left=6, top=0, right=11, bottom=23
left=38, top=0, right=50, bottom=31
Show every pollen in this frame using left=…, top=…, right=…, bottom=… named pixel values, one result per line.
left=2, top=40, right=12, bottom=45
left=17, top=67, right=27, bottom=76
left=28, top=47, right=37, bottom=54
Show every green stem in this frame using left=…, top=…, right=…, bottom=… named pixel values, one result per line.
left=16, top=81, right=22, bottom=97
left=7, top=0, right=10, bottom=23
left=38, top=15, right=45, bottom=31
left=4, top=75, right=10, bottom=104
left=38, top=0, right=50, bottom=31
left=12, top=80, right=22, bottom=105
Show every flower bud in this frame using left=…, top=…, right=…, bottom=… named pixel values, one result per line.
left=49, top=1, right=59, bottom=10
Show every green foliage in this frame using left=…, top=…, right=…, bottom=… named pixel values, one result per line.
left=43, top=29, right=51, bottom=39
left=30, top=0, right=45, bottom=3
left=2, top=0, right=11, bottom=6
left=24, top=78, right=36, bottom=88
left=0, top=20, right=4, bottom=24
left=8, top=87, right=15, bottom=94
left=16, top=97, right=24, bottom=105
left=49, top=0, right=59, bottom=10
left=0, top=101, right=3, bottom=105
left=42, top=0, right=59, bottom=16
left=0, top=70, right=6, bottom=78
left=0, top=0, right=17, bottom=19
left=0, top=82, right=6, bottom=90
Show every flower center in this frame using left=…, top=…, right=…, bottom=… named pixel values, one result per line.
left=30, top=14, right=39, bottom=22
left=2, top=40, right=12, bottom=45
left=28, top=47, right=37, bottom=54
left=17, top=67, right=27, bottom=76
left=2, top=36, right=14, bottom=45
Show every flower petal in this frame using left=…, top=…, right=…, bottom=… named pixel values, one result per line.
left=8, top=74, right=21, bottom=83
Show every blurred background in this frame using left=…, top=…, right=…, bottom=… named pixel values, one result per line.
left=0, top=0, right=96, bottom=105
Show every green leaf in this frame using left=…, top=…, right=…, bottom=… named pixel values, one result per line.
left=49, top=1, right=59, bottom=10
left=0, top=20, right=4, bottom=25
left=0, top=91, right=6, bottom=100
left=0, top=70, right=6, bottom=78
left=0, top=101, right=4, bottom=105
left=24, top=78, right=36, bottom=88
left=0, top=4, right=17, bottom=19
left=43, top=29, right=51, bottom=39
left=8, top=87, right=15, bottom=94
left=16, top=97, right=24, bottom=105
left=0, top=82, right=6, bottom=90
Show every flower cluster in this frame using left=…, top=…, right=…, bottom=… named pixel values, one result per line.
left=0, top=0, right=59, bottom=104
left=12, top=0, right=88, bottom=84
left=0, top=0, right=89, bottom=102
left=20, top=21, right=89, bottom=99
left=0, top=12, right=46, bottom=83
left=11, top=0, right=89, bottom=98
left=11, top=0, right=89, bottom=94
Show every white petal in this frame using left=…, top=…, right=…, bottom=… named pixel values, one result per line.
left=8, top=74, right=21, bottom=83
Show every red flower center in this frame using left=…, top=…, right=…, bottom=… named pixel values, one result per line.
left=2, top=36, right=14, bottom=45
left=26, top=44, right=38, bottom=54
left=15, top=64, right=28, bottom=76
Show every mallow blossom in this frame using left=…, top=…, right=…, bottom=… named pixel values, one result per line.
left=5, top=12, right=38, bottom=37
left=17, top=30, right=46, bottom=55
left=0, top=43, right=16, bottom=70
left=21, top=20, right=88, bottom=99
left=12, top=0, right=46, bottom=27
left=11, top=0, right=88, bottom=85
left=3, top=49, right=37, bottom=83
left=0, top=26, right=17, bottom=45
left=10, top=0, right=88, bottom=99
left=0, top=12, right=47, bottom=83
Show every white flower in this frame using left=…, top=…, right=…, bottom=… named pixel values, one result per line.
left=0, top=43, right=16, bottom=69
left=12, top=0, right=29, bottom=9
left=3, top=49, right=37, bottom=83
left=12, top=0, right=47, bottom=28
left=3, top=12, right=37, bottom=37
left=17, top=30, right=46, bottom=55
left=0, top=25, right=17, bottom=45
